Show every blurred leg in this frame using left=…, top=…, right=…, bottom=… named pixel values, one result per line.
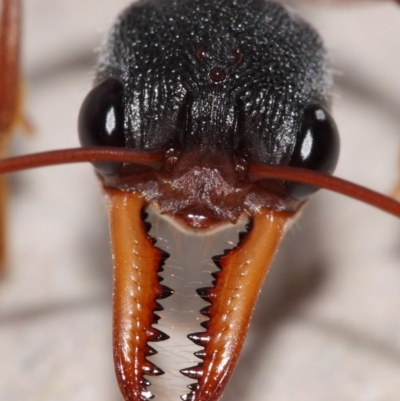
left=0, top=0, right=21, bottom=274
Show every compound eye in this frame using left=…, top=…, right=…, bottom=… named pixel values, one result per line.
left=78, top=78, right=125, bottom=174
left=287, top=104, right=340, bottom=199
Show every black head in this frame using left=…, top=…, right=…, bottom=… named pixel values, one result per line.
left=78, top=0, right=339, bottom=226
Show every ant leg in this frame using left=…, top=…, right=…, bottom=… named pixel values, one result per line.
left=0, top=0, right=21, bottom=274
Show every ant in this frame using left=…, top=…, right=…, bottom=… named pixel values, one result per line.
left=0, top=0, right=400, bottom=400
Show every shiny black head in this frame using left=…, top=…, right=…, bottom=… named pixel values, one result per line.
left=78, top=0, right=339, bottom=220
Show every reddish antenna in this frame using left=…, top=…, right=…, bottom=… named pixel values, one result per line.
left=0, top=146, right=398, bottom=218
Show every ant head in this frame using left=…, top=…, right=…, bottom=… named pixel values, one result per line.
left=78, top=0, right=339, bottom=229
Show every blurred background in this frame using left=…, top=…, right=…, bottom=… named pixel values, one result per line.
left=0, top=1, right=399, bottom=400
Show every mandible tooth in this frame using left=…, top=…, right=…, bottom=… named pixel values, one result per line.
left=140, top=378, right=151, bottom=387
left=196, top=287, right=214, bottom=301
left=141, top=390, right=155, bottom=400
left=181, top=393, right=196, bottom=401
left=148, top=327, right=170, bottom=342
left=238, top=230, right=249, bottom=242
left=152, top=314, right=161, bottom=324
left=187, top=383, right=198, bottom=391
left=188, top=332, right=211, bottom=346
left=196, top=287, right=211, bottom=296
left=154, top=302, right=164, bottom=312
left=180, top=365, right=203, bottom=380
left=200, top=320, right=209, bottom=329
left=211, top=255, right=222, bottom=269
left=199, top=306, right=211, bottom=317
left=146, top=345, right=158, bottom=356
left=194, top=350, right=206, bottom=360
left=211, top=271, right=220, bottom=280
left=157, top=284, right=174, bottom=299
left=143, top=361, right=165, bottom=376
left=143, top=221, right=152, bottom=233
left=159, top=249, right=170, bottom=259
